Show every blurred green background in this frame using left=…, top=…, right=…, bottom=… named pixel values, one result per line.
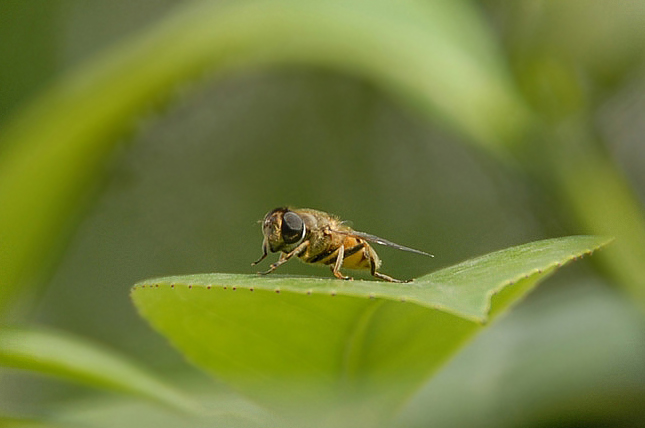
left=1, top=0, right=644, bottom=426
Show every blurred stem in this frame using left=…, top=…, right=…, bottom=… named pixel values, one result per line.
left=548, top=121, right=645, bottom=310
left=512, top=53, right=645, bottom=311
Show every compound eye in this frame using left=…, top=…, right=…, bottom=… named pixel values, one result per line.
left=281, top=211, right=304, bottom=244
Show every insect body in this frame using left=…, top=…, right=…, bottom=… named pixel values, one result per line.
left=252, top=207, right=433, bottom=283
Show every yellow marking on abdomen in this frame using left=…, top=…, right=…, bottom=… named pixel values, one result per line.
left=341, top=249, right=369, bottom=270
left=340, top=237, right=370, bottom=270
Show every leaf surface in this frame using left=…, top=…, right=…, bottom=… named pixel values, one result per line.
left=131, top=236, right=609, bottom=417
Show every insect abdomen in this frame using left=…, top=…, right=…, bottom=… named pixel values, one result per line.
left=341, top=238, right=372, bottom=270
left=301, top=236, right=372, bottom=270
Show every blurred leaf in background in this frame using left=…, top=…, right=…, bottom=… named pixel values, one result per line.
left=0, top=0, right=644, bottom=427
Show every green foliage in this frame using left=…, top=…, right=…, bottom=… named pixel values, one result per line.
left=0, top=416, right=55, bottom=428
left=395, top=278, right=645, bottom=428
left=0, top=327, right=194, bottom=412
left=131, top=236, right=609, bottom=424
left=1, top=0, right=644, bottom=427
left=0, top=0, right=529, bottom=316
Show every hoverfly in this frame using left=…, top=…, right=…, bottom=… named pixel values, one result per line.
left=252, top=207, right=432, bottom=283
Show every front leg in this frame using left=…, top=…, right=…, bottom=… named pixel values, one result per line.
left=259, top=241, right=309, bottom=275
left=251, top=240, right=269, bottom=266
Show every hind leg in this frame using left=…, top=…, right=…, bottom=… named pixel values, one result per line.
left=366, top=245, right=410, bottom=283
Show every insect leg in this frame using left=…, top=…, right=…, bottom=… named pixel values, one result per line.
left=259, top=241, right=309, bottom=275
left=366, top=245, right=410, bottom=283
left=251, top=240, right=269, bottom=266
left=259, top=252, right=287, bottom=275
left=330, top=244, right=352, bottom=280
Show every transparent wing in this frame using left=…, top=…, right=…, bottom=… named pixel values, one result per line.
left=336, top=229, right=433, bottom=257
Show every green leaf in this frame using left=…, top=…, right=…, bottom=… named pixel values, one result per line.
left=0, top=0, right=529, bottom=316
left=394, top=279, right=645, bottom=428
left=131, top=236, right=609, bottom=421
left=0, top=416, right=54, bottom=428
left=48, top=387, right=282, bottom=428
left=0, top=327, right=195, bottom=413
